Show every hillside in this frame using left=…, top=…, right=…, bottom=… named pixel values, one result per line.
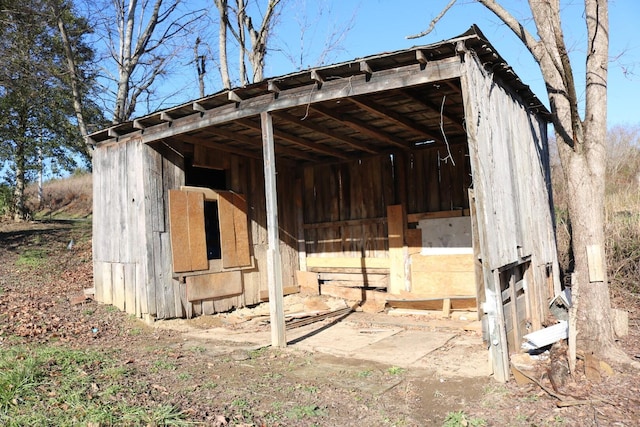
left=24, top=172, right=93, bottom=219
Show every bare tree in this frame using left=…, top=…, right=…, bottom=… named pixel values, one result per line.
left=213, top=0, right=232, bottom=89
left=411, top=0, right=631, bottom=368
left=91, top=0, right=203, bottom=123
left=277, top=0, right=355, bottom=70
left=214, top=0, right=283, bottom=86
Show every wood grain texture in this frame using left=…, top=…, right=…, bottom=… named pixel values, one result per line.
left=185, top=271, right=243, bottom=302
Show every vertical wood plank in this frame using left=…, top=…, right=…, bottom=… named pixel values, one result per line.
left=102, top=262, right=113, bottom=305
left=261, top=111, right=286, bottom=348
left=124, top=263, right=136, bottom=315
left=387, top=204, right=406, bottom=295
left=113, top=262, right=126, bottom=311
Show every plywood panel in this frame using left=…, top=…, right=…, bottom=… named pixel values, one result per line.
left=185, top=271, right=243, bottom=302
left=168, top=190, right=208, bottom=272
left=186, top=191, right=208, bottom=270
left=410, top=253, right=476, bottom=299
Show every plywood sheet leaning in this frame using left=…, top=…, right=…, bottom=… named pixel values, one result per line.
left=410, top=253, right=476, bottom=300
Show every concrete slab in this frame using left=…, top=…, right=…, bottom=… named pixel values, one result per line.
left=290, top=323, right=402, bottom=356
left=349, top=330, right=456, bottom=367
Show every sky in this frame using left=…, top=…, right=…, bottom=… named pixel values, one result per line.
left=231, top=0, right=639, bottom=129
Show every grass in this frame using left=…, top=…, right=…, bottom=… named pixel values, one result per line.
left=15, top=249, right=48, bottom=268
left=285, top=404, right=327, bottom=420
left=0, top=345, right=189, bottom=426
left=442, top=411, right=487, bottom=427
left=387, top=366, right=405, bottom=375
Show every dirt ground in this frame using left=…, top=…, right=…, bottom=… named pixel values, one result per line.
left=1, top=219, right=639, bottom=426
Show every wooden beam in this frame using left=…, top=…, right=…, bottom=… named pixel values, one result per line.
left=192, top=102, right=206, bottom=113
left=107, top=128, right=119, bottom=138
left=238, top=118, right=349, bottom=160
left=274, top=111, right=377, bottom=154
left=177, top=134, right=262, bottom=160
left=406, top=209, right=470, bottom=223
left=360, top=61, right=373, bottom=76
left=267, top=81, right=281, bottom=95
left=348, top=97, right=439, bottom=140
left=310, top=69, right=324, bottom=87
left=198, top=127, right=317, bottom=162
left=132, top=119, right=145, bottom=130
left=306, top=257, right=390, bottom=269
left=261, top=111, right=286, bottom=348
left=160, top=112, right=173, bottom=123
left=228, top=90, right=243, bottom=103
left=402, top=89, right=466, bottom=133
left=416, top=50, right=429, bottom=64
left=311, top=104, right=410, bottom=150
left=93, top=57, right=462, bottom=146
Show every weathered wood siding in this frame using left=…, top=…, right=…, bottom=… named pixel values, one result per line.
left=93, top=141, right=299, bottom=319
left=93, top=138, right=147, bottom=317
left=461, top=49, right=560, bottom=379
left=301, top=150, right=471, bottom=259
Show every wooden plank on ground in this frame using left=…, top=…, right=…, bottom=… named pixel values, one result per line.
left=185, top=271, right=243, bottom=302
left=259, top=286, right=300, bottom=300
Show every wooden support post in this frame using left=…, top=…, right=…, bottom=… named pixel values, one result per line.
left=387, top=204, right=406, bottom=295
left=261, top=112, right=287, bottom=348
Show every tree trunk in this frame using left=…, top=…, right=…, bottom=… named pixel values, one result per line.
left=55, top=12, right=90, bottom=149
left=13, top=142, right=27, bottom=221
left=215, top=0, right=231, bottom=89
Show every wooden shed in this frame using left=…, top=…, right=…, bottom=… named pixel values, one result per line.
left=89, top=26, right=561, bottom=381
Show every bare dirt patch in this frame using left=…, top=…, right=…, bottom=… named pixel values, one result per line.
left=1, top=219, right=639, bottom=426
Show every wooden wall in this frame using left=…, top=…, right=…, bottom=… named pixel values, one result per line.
left=301, top=149, right=471, bottom=259
left=462, top=49, right=561, bottom=380
left=93, top=140, right=299, bottom=320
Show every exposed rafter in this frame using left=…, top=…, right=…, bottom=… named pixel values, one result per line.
left=237, top=119, right=349, bottom=160
left=347, top=96, right=440, bottom=140
left=274, top=111, right=377, bottom=154
left=311, top=104, right=410, bottom=150
left=402, top=90, right=466, bottom=133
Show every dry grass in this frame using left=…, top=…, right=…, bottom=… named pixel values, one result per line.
left=551, top=125, right=640, bottom=310
left=25, top=172, right=93, bottom=219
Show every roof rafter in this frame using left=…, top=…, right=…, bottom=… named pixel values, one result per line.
left=237, top=119, right=349, bottom=160
left=311, top=104, right=410, bottom=150
left=274, top=111, right=378, bottom=154
left=347, top=96, right=440, bottom=140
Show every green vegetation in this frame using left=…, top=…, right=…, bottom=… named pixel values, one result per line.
left=285, top=404, right=327, bottom=420
left=442, top=411, right=487, bottom=427
left=15, top=249, right=48, bottom=268
left=0, top=345, right=188, bottom=426
left=387, top=366, right=405, bottom=375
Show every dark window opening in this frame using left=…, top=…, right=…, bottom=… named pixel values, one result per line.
left=185, top=160, right=227, bottom=190
left=185, top=158, right=227, bottom=261
left=204, top=201, right=222, bottom=260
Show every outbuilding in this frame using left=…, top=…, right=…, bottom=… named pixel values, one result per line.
left=89, top=26, right=561, bottom=381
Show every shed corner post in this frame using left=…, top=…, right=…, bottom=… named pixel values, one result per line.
left=260, top=111, right=287, bottom=348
